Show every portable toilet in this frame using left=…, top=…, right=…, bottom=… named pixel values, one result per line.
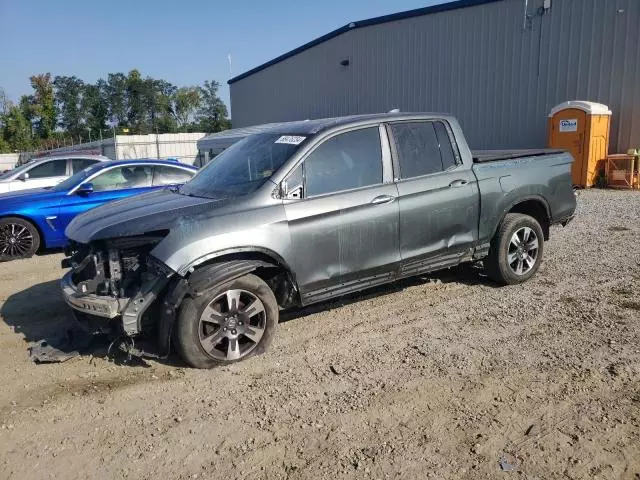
left=548, top=101, right=611, bottom=187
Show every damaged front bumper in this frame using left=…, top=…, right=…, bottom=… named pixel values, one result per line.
left=61, top=271, right=125, bottom=319
left=60, top=244, right=174, bottom=336
left=61, top=270, right=172, bottom=335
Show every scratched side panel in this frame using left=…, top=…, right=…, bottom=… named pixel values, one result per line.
left=284, top=183, right=400, bottom=297
left=396, top=168, right=479, bottom=265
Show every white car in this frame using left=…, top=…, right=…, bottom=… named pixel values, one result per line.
left=0, top=155, right=110, bottom=194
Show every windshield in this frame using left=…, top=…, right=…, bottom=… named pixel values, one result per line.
left=179, top=133, right=307, bottom=198
left=53, top=164, right=102, bottom=192
left=0, top=160, right=36, bottom=180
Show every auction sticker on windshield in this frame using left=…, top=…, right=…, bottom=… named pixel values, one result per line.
left=275, top=135, right=306, bottom=145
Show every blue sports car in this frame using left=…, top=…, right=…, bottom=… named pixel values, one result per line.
left=0, top=159, right=197, bottom=261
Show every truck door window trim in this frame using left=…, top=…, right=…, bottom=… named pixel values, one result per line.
left=282, top=124, right=390, bottom=200
left=386, top=119, right=463, bottom=182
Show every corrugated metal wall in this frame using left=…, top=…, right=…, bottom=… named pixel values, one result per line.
left=230, top=0, right=640, bottom=152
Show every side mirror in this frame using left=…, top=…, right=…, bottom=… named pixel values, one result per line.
left=76, top=182, right=94, bottom=195
left=19, top=172, right=29, bottom=181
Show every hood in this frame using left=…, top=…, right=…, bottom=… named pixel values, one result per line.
left=65, top=189, right=231, bottom=244
left=0, top=187, right=62, bottom=204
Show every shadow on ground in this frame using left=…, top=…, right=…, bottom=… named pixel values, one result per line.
left=0, top=279, right=172, bottom=367
left=1, top=262, right=496, bottom=367
left=281, top=262, right=497, bottom=322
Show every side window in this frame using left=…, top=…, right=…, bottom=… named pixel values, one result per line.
left=27, top=159, right=67, bottom=179
left=389, top=122, right=442, bottom=178
left=152, top=166, right=194, bottom=186
left=304, top=127, right=382, bottom=197
left=91, top=166, right=152, bottom=192
left=72, top=158, right=99, bottom=174
left=433, top=122, right=458, bottom=170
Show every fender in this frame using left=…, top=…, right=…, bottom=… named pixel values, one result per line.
left=491, top=194, right=551, bottom=240
left=187, top=259, right=273, bottom=294
left=179, top=246, right=296, bottom=278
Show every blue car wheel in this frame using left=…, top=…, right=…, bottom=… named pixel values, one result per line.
left=0, top=217, right=41, bottom=262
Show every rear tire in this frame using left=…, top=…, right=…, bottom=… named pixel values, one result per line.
left=0, top=217, right=41, bottom=262
left=175, top=273, right=278, bottom=369
left=486, top=213, right=544, bottom=285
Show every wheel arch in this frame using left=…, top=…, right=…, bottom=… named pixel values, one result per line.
left=184, top=247, right=301, bottom=309
left=496, top=196, right=551, bottom=241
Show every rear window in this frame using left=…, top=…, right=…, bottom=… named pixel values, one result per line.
left=152, top=166, right=194, bottom=186
left=389, top=121, right=459, bottom=179
left=72, top=158, right=100, bottom=173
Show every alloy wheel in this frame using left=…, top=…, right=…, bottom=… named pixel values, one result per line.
left=507, top=226, right=539, bottom=275
left=198, top=289, right=266, bottom=361
left=0, top=223, right=34, bottom=258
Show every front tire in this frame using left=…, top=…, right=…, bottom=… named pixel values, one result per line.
left=0, top=217, right=41, bottom=262
left=486, top=213, right=544, bottom=285
left=175, top=273, right=278, bottom=369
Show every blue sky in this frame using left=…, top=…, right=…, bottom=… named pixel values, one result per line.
left=0, top=0, right=448, bottom=109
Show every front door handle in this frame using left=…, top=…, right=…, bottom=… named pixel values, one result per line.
left=371, top=195, right=396, bottom=205
left=449, top=179, right=469, bottom=188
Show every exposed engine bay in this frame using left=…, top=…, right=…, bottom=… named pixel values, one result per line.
left=61, top=232, right=174, bottom=337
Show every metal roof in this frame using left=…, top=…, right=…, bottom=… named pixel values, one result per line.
left=228, top=0, right=503, bottom=84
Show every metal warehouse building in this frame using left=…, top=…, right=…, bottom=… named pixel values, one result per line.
left=228, top=0, right=640, bottom=153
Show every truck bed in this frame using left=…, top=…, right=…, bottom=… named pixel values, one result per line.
left=472, top=149, right=566, bottom=163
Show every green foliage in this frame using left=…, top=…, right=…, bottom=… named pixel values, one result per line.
left=106, top=73, right=128, bottom=127
left=83, top=80, right=109, bottom=135
left=29, top=73, right=56, bottom=139
left=174, top=87, right=201, bottom=127
left=197, top=80, right=231, bottom=133
left=2, top=105, right=33, bottom=151
left=53, top=75, right=85, bottom=135
left=1, top=70, right=230, bottom=152
left=0, top=136, right=10, bottom=154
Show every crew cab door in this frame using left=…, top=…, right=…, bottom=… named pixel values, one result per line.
left=387, top=120, right=479, bottom=275
left=283, top=126, right=400, bottom=304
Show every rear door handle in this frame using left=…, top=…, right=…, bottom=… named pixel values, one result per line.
left=449, top=179, right=469, bottom=188
left=371, top=195, right=396, bottom=205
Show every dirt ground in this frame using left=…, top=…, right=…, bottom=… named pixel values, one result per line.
left=0, top=189, right=638, bottom=480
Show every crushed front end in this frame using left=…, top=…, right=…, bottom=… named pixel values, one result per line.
left=60, top=232, right=173, bottom=337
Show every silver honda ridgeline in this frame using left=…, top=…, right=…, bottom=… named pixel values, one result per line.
left=61, top=113, right=577, bottom=368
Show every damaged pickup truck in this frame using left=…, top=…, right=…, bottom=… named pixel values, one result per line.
left=61, top=113, right=576, bottom=368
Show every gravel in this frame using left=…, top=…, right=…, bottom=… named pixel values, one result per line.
left=0, top=188, right=638, bottom=479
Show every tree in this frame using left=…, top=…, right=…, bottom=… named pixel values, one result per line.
left=174, top=87, right=200, bottom=128
left=145, top=79, right=177, bottom=133
left=2, top=105, right=33, bottom=151
left=0, top=87, right=9, bottom=117
left=83, top=80, right=109, bottom=137
left=0, top=136, right=10, bottom=154
left=197, top=80, right=230, bottom=133
left=53, top=75, right=85, bottom=136
left=29, top=73, right=56, bottom=139
left=106, top=73, right=128, bottom=127
left=126, top=69, right=148, bottom=133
